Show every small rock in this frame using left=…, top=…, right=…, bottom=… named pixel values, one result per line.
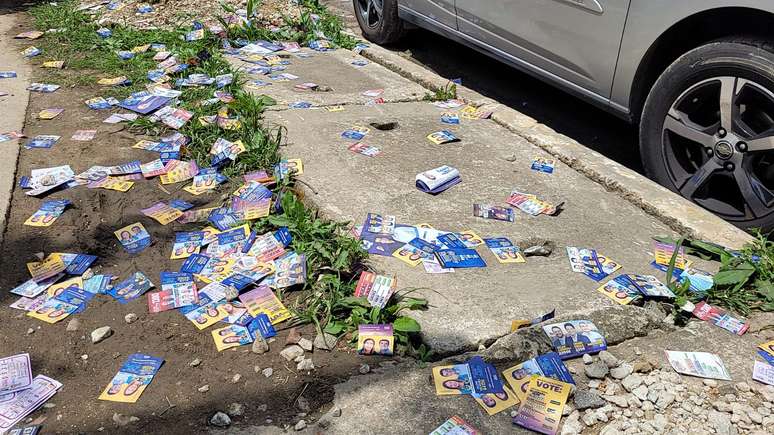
left=198, top=385, right=210, bottom=393
left=210, top=412, right=231, bottom=428
left=359, top=364, right=370, bottom=375
left=252, top=337, right=269, bottom=354
left=81, top=354, right=88, bottom=360
left=703, top=379, right=718, bottom=388
left=505, top=154, right=518, bottom=162
left=189, top=358, right=201, bottom=367
left=561, top=411, right=583, bottom=435
left=26, top=328, right=34, bottom=335
left=91, top=326, right=113, bottom=344
left=583, top=354, right=594, bottom=365
left=585, top=361, right=609, bottom=379
left=736, top=382, right=751, bottom=393
left=262, top=367, right=273, bottom=378
left=280, top=345, right=305, bottom=361
left=708, top=410, right=735, bottom=435
left=524, top=244, right=553, bottom=257
left=622, top=374, right=643, bottom=392
left=296, top=396, right=310, bottom=413
left=297, top=359, right=315, bottom=371
left=124, top=313, right=138, bottom=324
left=582, top=410, right=599, bottom=426
left=748, top=410, right=763, bottom=424
left=231, top=374, right=241, bottom=384
left=599, top=351, right=619, bottom=368
left=588, top=380, right=602, bottom=389
left=656, top=391, right=675, bottom=409
left=112, top=413, right=139, bottom=426
left=254, top=365, right=261, bottom=373
left=606, top=395, right=629, bottom=408
left=633, top=361, right=654, bottom=373
left=286, top=327, right=301, bottom=345
left=610, top=363, right=634, bottom=380
left=43, top=403, right=56, bottom=409
left=294, top=420, right=307, bottom=431
left=575, top=390, right=607, bottom=411
left=227, top=403, right=244, bottom=417
left=298, top=337, right=313, bottom=352
left=294, top=355, right=305, bottom=363
left=641, top=401, right=655, bottom=411
left=257, top=404, right=268, bottom=412
left=314, top=332, right=337, bottom=351
left=66, top=318, right=80, bottom=331
left=330, top=406, right=342, bottom=417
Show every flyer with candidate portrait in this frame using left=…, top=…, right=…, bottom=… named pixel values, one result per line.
left=618, top=274, right=675, bottom=299
left=468, top=356, right=505, bottom=395
left=348, top=142, right=382, bottom=157
left=114, top=223, right=151, bottom=254
left=473, top=385, right=520, bottom=416
left=141, top=202, right=183, bottom=225
left=357, top=324, right=394, bottom=356
left=484, top=238, right=525, bottom=264
left=432, top=364, right=473, bottom=396
left=24, top=199, right=69, bottom=227
left=147, top=272, right=198, bottom=313
left=415, top=165, right=461, bottom=194
left=211, top=324, right=255, bottom=351
left=429, top=416, right=480, bottom=435
left=184, top=297, right=231, bottom=330
left=597, top=276, right=640, bottom=305
left=513, top=376, right=572, bottom=435
left=0, top=353, right=33, bottom=394
left=503, top=352, right=574, bottom=403
left=753, top=361, right=774, bottom=386
left=108, top=272, right=154, bottom=304
left=530, top=157, right=556, bottom=174
left=391, top=243, right=429, bottom=267
left=543, top=320, right=607, bottom=360
left=99, top=354, right=163, bottom=403
left=427, top=130, right=460, bottom=145
left=239, top=284, right=291, bottom=325
left=473, top=204, right=515, bottom=222
left=692, top=301, right=749, bottom=336
left=341, top=126, right=369, bottom=140
left=170, top=231, right=204, bottom=259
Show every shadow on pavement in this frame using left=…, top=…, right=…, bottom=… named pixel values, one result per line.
left=0, top=0, right=47, bottom=15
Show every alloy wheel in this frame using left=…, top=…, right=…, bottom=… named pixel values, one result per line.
left=356, top=0, right=383, bottom=28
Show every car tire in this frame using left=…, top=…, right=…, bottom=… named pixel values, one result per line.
left=640, top=39, right=774, bottom=231
left=353, top=0, right=404, bottom=45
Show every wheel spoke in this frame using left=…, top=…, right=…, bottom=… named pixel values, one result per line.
left=372, top=0, right=383, bottom=18
left=734, top=166, right=774, bottom=218
left=365, top=1, right=372, bottom=22
left=679, top=160, right=721, bottom=198
left=747, top=130, right=774, bottom=152
left=663, top=111, right=716, bottom=148
left=718, top=77, right=738, bottom=132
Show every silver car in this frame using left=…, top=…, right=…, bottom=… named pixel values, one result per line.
left=354, top=1, right=774, bottom=230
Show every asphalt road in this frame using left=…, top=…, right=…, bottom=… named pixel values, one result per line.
left=323, top=0, right=643, bottom=173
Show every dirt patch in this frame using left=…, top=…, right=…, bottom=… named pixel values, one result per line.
left=0, top=15, right=383, bottom=434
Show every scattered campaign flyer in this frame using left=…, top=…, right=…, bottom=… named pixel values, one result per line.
left=513, top=376, right=572, bottom=435
left=27, top=286, right=92, bottom=323
left=0, top=71, right=17, bottom=78
left=459, top=230, right=485, bottom=248
left=503, top=352, right=574, bottom=403
left=441, top=112, right=460, bottom=125
left=357, top=324, right=394, bottom=356
left=348, top=142, right=382, bottom=157
left=9, top=294, right=48, bottom=312
left=566, top=247, right=621, bottom=281
left=460, top=105, right=492, bottom=120
left=692, top=301, right=749, bottom=335
left=24, top=199, right=69, bottom=227
left=511, top=310, right=556, bottom=332
left=10, top=275, right=60, bottom=298
left=484, top=238, right=525, bottom=264
left=71, top=129, right=97, bottom=141
left=473, top=204, right=515, bottom=222
left=108, top=272, right=154, bottom=304
left=354, top=271, right=397, bottom=310
left=427, top=130, right=460, bottom=145
left=99, top=354, right=163, bottom=403
left=27, top=83, right=59, bottom=93
left=114, top=223, right=151, bottom=254
left=432, top=363, right=473, bottom=395
left=159, top=160, right=199, bottom=184
left=429, top=416, right=480, bottom=435
left=416, top=165, right=461, bottom=194
left=474, top=385, right=521, bottom=416
left=468, top=356, right=505, bottom=395
left=597, top=276, right=640, bottom=305
left=239, top=284, right=291, bottom=325
left=185, top=297, right=231, bottom=330
left=359, top=213, right=402, bottom=256
left=342, top=126, right=369, bottom=140
left=392, top=243, right=430, bottom=267
left=758, top=340, right=774, bottom=365
left=118, top=92, right=171, bottom=114
left=753, top=360, right=774, bottom=386
left=141, top=202, right=183, bottom=225
left=26, top=253, right=66, bottom=282
left=21, top=46, right=41, bottom=57
left=147, top=272, right=198, bottom=313
left=266, top=252, right=306, bottom=289
left=0, top=353, right=33, bottom=394
left=507, top=190, right=558, bottom=216
left=543, top=320, right=607, bottom=360
left=15, top=31, right=44, bottom=39
left=616, top=274, right=675, bottom=299
left=274, top=159, right=304, bottom=180
left=38, top=108, right=63, bottom=120
left=530, top=157, right=556, bottom=174
left=665, top=350, right=731, bottom=380
left=42, top=60, right=64, bottom=69
left=24, top=135, right=60, bottom=149
left=436, top=248, right=486, bottom=268
left=680, top=268, right=714, bottom=293
left=171, top=231, right=204, bottom=259
left=653, top=241, right=689, bottom=270
left=0, top=375, right=61, bottom=433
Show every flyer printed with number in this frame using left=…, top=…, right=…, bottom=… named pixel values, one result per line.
left=160, top=160, right=199, bottom=184
left=503, top=352, right=574, bottom=403
left=692, top=301, right=749, bottom=335
left=147, top=272, right=198, bottom=313
left=753, top=360, right=774, bottom=386
left=513, top=376, right=572, bottom=435
left=98, top=354, right=163, bottom=403
left=114, top=223, right=151, bottom=254
left=0, top=354, right=33, bottom=394
left=543, top=320, right=607, bottom=360
left=239, top=284, right=291, bottom=325
left=484, top=238, right=525, bottom=263
left=0, top=375, right=61, bottom=432
left=665, top=350, right=731, bottom=380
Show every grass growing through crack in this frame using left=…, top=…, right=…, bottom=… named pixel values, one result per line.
left=29, top=0, right=429, bottom=356
left=423, top=81, right=458, bottom=102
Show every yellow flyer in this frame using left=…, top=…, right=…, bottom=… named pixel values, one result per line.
left=27, top=300, right=76, bottom=324
left=238, top=285, right=291, bottom=325
left=38, top=108, right=63, bottom=119
left=474, top=385, right=520, bottom=416
left=141, top=202, right=183, bottom=225
left=130, top=44, right=150, bottom=53
left=201, top=226, right=221, bottom=245
left=759, top=340, right=774, bottom=359
left=239, top=200, right=271, bottom=220
left=42, top=60, right=64, bottom=69
left=432, top=364, right=473, bottom=395
left=98, top=353, right=163, bottom=403
left=459, top=230, right=484, bottom=247
left=98, top=76, right=128, bottom=86
left=597, top=278, right=638, bottom=305
left=391, top=245, right=424, bottom=267
left=326, top=105, right=344, bottom=112
left=513, top=376, right=572, bottom=435
left=211, top=325, right=253, bottom=352
left=185, top=300, right=230, bottom=330
left=93, top=177, right=134, bottom=192
left=27, top=254, right=66, bottom=282
left=653, top=241, right=690, bottom=269
left=159, top=160, right=198, bottom=184
left=47, top=276, right=84, bottom=298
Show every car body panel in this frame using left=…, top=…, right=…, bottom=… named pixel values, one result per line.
left=400, top=0, right=457, bottom=29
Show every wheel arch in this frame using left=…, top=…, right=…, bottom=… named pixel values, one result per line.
left=628, top=7, right=774, bottom=124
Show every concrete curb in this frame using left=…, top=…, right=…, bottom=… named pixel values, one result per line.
left=358, top=44, right=754, bottom=249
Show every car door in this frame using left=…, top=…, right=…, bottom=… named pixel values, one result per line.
left=454, top=0, right=630, bottom=101
left=401, top=0, right=458, bottom=30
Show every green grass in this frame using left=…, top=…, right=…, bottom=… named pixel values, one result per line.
left=423, top=81, right=458, bottom=102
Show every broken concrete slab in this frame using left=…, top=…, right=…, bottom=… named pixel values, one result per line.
left=265, top=101, right=681, bottom=355
left=229, top=48, right=427, bottom=109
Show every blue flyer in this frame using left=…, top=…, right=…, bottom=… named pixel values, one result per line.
left=221, top=274, right=255, bottom=291
left=543, top=319, right=607, bottom=360
left=409, top=237, right=439, bottom=255
left=25, top=135, right=60, bottom=149
left=180, top=254, right=211, bottom=274
left=437, top=233, right=468, bottom=249
left=118, top=92, right=171, bottom=115
left=169, top=199, right=193, bottom=211
left=274, top=227, right=292, bottom=247
left=108, top=272, right=154, bottom=304
left=441, top=113, right=460, bottom=125
left=531, top=157, right=555, bottom=174
left=65, top=254, right=98, bottom=275
left=248, top=313, right=277, bottom=339
left=110, top=160, right=142, bottom=175
left=435, top=248, right=486, bottom=268
left=84, top=274, right=114, bottom=294
left=758, top=350, right=774, bottom=366
left=467, top=356, right=504, bottom=395
left=534, top=352, right=575, bottom=384
left=57, top=285, right=95, bottom=314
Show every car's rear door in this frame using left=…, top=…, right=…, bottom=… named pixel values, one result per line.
left=454, top=0, right=630, bottom=101
left=401, top=0, right=458, bottom=30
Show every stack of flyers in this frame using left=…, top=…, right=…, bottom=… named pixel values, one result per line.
left=0, top=353, right=33, bottom=394
left=597, top=276, right=641, bottom=305
left=354, top=271, right=397, bottom=309
left=118, top=92, right=171, bottom=115
left=473, top=204, right=515, bottom=222
left=21, top=46, right=41, bottom=57
left=429, top=416, right=480, bottom=435
left=97, top=76, right=130, bottom=86
left=432, top=356, right=504, bottom=396
left=99, top=354, right=163, bottom=403
left=692, top=301, right=749, bottom=335
left=0, top=71, right=17, bottom=78
left=511, top=309, right=556, bottom=332
left=171, top=231, right=204, bottom=259
left=416, top=165, right=461, bottom=194
left=38, top=108, right=64, bottom=120
left=239, top=284, right=291, bottom=325
left=484, top=238, right=525, bottom=263
left=441, top=112, right=460, bottom=124
left=436, top=248, right=486, bottom=268
left=160, top=160, right=199, bottom=184
left=150, top=106, right=193, bottom=129
left=184, top=168, right=227, bottom=195
left=503, top=352, right=574, bottom=403
left=114, top=223, right=151, bottom=254
left=71, top=129, right=97, bottom=141
left=103, top=112, right=138, bottom=123
left=210, top=137, right=245, bottom=165
left=566, top=247, right=621, bottom=281
left=147, top=272, right=199, bottom=313
left=530, top=157, right=556, bottom=174
left=513, top=376, right=572, bottom=435
left=614, top=274, right=675, bottom=299
left=543, top=320, right=607, bottom=360
left=348, top=142, right=382, bottom=157
left=85, top=97, right=118, bottom=110
left=266, top=252, right=306, bottom=289
left=28, top=286, right=93, bottom=323
left=141, top=202, right=183, bottom=225
left=24, top=199, right=70, bottom=227
left=341, top=126, right=369, bottom=140
left=24, top=135, right=60, bottom=149
left=753, top=360, right=774, bottom=386
left=274, top=159, right=304, bottom=180
left=357, top=324, right=394, bottom=356
left=460, top=105, right=493, bottom=120
left=0, top=375, right=62, bottom=432
left=427, top=130, right=460, bottom=144
left=108, top=272, right=154, bottom=304
left=653, top=241, right=689, bottom=269
left=24, top=165, right=74, bottom=196
left=27, top=83, right=59, bottom=93
left=507, top=190, right=557, bottom=216
left=665, top=350, right=731, bottom=380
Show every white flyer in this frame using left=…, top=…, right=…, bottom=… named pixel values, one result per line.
left=753, top=360, right=774, bottom=386
left=0, top=375, right=61, bottom=432
left=665, top=350, right=732, bottom=380
left=0, top=354, right=32, bottom=395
